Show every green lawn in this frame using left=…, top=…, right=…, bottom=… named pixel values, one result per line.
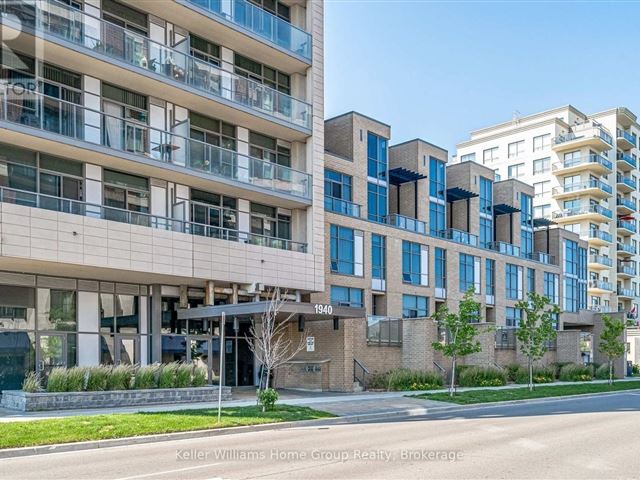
left=413, top=380, right=640, bottom=405
left=0, top=405, right=334, bottom=450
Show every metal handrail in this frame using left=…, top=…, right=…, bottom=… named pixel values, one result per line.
left=353, top=358, right=369, bottom=390
left=324, top=196, right=362, bottom=218
left=0, top=186, right=307, bottom=252
left=552, top=154, right=612, bottom=171
left=0, top=86, right=311, bottom=199
left=386, top=213, right=426, bottom=234
left=1, top=0, right=312, bottom=128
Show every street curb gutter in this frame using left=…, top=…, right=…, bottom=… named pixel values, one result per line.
left=1, top=388, right=638, bottom=460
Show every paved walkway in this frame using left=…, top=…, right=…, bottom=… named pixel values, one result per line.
left=1, top=378, right=638, bottom=422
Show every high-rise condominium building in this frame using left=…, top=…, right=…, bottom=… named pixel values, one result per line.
left=0, top=0, right=325, bottom=391
left=456, top=106, right=640, bottom=320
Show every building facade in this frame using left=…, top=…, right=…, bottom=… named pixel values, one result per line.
left=0, top=0, right=325, bottom=391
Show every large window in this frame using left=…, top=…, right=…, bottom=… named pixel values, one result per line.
left=103, top=169, right=149, bottom=224
left=367, top=132, right=388, bottom=180
left=234, top=54, right=291, bottom=94
left=250, top=203, right=290, bottom=240
left=544, top=272, right=559, bottom=304
left=190, top=34, right=221, bottom=66
left=330, top=225, right=355, bottom=275
left=402, top=295, right=429, bottom=318
left=191, top=189, right=237, bottom=237
left=564, top=239, right=587, bottom=312
left=506, top=263, right=522, bottom=300
left=402, top=241, right=426, bottom=285
left=508, top=163, right=525, bottom=178
left=459, top=254, right=479, bottom=293
left=330, top=286, right=363, bottom=308
left=249, top=131, right=290, bottom=167
left=372, top=234, right=386, bottom=281
left=99, top=294, right=140, bottom=334
left=486, top=259, right=495, bottom=296
left=521, top=193, right=533, bottom=256
left=483, top=147, right=499, bottom=164
left=460, top=153, right=476, bottom=163
left=324, top=169, right=352, bottom=202
left=480, top=217, right=493, bottom=249
left=367, top=182, right=387, bottom=222
left=508, top=140, right=525, bottom=158
left=435, top=247, right=446, bottom=290
left=479, top=176, right=493, bottom=215
left=533, top=134, right=551, bottom=152
left=506, top=307, right=522, bottom=327
left=527, top=268, right=536, bottom=294
left=533, top=181, right=550, bottom=199
left=533, top=157, right=550, bottom=174
left=429, top=157, right=446, bottom=200
left=429, top=201, right=446, bottom=235
left=37, top=289, right=76, bottom=331
left=534, top=204, right=551, bottom=219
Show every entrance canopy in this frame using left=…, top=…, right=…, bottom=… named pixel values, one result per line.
left=177, top=301, right=366, bottom=322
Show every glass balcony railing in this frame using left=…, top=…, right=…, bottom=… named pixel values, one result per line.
left=0, top=88, right=311, bottom=199
left=1, top=0, right=312, bottom=129
left=552, top=154, right=612, bottom=172
left=617, top=242, right=637, bottom=254
left=617, top=263, right=636, bottom=276
left=438, top=228, right=479, bottom=247
left=487, top=241, right=520, bottom=257
left=617, top=152, right=637, bottom=168
left=617, top=287, right=635, bottom=297
left=617, top=174, right=637, bottom=190
left=385, top=214, right=426, bottom=234
left=552, top=179, right=612, bottom=196
left=552, top=204, right=612, bottom=220
left=588, top=280, right=613, bottom=291
left=617, top=128, right=637, bottom=148
left=185, top=0, right=312, bottom=61
left=617, top=197, right=637, bottom=211
left=324, top=196, right=361, bottom=218
left=523, top=251, right=555, bottom=265
left=589, top=254, right=613, bottom=267
left=617, top=219, right=637, bottom=233
left=552, top=125, right=613, bottom=147
left=0, top=186, right=307, bottom=252
left=586, top=229, right=613, bottom=243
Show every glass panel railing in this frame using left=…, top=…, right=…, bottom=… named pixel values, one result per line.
left=585, top=229, right=612, bottom=243
left=438, top=228, right=478, bottom=247
left=617, top=197, right=637, bottom=211
left=552, top=179, right=612, bottom=196
left=617, top=263, right=636, bottom=276
left=617, top=128, right=637, bottom=147
left=184, top=0, right=312, bottom=60
left=617, top=220, right=637, bottom=233
left=523, top=251, right=555, bottom=265
left=553, top=126, right=613, bottom=147
left=386, top=214, right=426, bottom=234
left=324, top=196, right=361, bottom=218
left=552, top=204, right=612, bottom=220
left=1, top=0, right=312, bottom=129
left=552, top=154, right=612, bottom=172
left=0, top=186, right=308, bottom=252
left=487, top=241, right=520, bottom=257
left=617, top=175, right=637, bottom=190
left=589, top=254, right=613, bottom=267
left=589, top=280, right=613, bottom=291
left=617, top=287, right=635, bottom=297
left=617, top=242, right=637, bottom=254
left=617, top=152, right=637, bottom=168
left=0, top=87, right=311, bottom=199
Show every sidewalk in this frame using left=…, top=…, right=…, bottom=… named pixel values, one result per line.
left=1, top=377, right=638, bottom=422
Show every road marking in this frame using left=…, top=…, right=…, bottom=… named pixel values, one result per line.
left=112, top=463, right=222, bottom=480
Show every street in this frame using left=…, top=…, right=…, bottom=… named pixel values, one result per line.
left=1, top=392, right=639, bottom=480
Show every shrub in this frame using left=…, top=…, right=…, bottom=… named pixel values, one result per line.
left=86, top=365, right=110, bottom=391
left=106, top=365, right=134, bottom=391
left=505, top=363, right=521, bottom=382
left=134, top=364, right=159, bottom=389
left=191, top=366, right=207, bottom=387
left=514, top=366, right=555, bottom=384
left=22, top=372, right=41, bottom=393
left=158, top=363, right=179, bottom=388
left=65, top=366, right=87, bottom=392
left=595, top=363, right=610, bottom=380
left=458, top=366, right=507, bottom=388
left=633, top=364, right=639, bottom=376
left=559, top=363, right=594, bottom=382
left=174, top=363, right=192, bottom=388
left=257, top=388, right=279, bottom=411
left=386, top=368, right=444, bottom=391
left=46, top=367, right=68, bottom=392
left=367, top=372, right=390, bottom=390
left=550, top=362, right=572, bottom=380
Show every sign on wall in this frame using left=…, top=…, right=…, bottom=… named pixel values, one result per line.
left=306, top=336, right=315, bottom=352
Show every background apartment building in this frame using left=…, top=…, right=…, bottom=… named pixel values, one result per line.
left=0, top=0, right=325, bottom=391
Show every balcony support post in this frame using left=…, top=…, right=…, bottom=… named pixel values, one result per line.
left=205, top=280, right=215, bottom=306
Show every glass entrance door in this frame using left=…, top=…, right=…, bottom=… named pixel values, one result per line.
left=115, top=335, right=140, bottom=365
left=37, top=333, right=66, bottom=378
left=188, top=337, right=212, bottom=383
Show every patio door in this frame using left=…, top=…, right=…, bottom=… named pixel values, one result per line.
left=37, top=333, right=67, bottom=378
left=115, top=335, right=140, bottom=365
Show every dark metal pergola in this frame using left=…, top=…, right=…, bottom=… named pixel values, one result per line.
left=445, top=186, right=478, bottom=232
left=388, top=167, right=427, bottom=218
left=493, top=203, right=521, bottom=244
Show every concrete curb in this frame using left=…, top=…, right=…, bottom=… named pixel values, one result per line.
left=1, top=386, right=639, bottom=460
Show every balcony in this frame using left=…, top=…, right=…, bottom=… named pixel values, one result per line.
left=588, top=280, right=614, bottom=293
left=552, top=125, right=613, bottom=152
left=617, top=219, right=637, bottom=235
left=585, top=229, right=613, bottom=246
left=551, top=204, right=612, bottom=223
left=366, top=315, right=402, bottom=346
left=616, top=153, right=637, bottom=171
left=617, top=128, right=637, bottom=150
left=617, top=241, right=637, bottom=256
left=617, top=174, right=637, bottom=193
left=616, top=197, right=637, bottom=215
left=438, top=228, right=479, bottom=247
left=1, top=0, right=312, bottom=131
left=386, top=214, right=426, bottom=234
left=487, top=241, right=520, bottom=257
left=551, top=179, right=612, bottom=200
left=183, top=0, right=312, bottom=62
left=324, top=197, right=362, bottom=218
left=588, top=254, right=613, bottom=270
left=617, top=287, right=635, bottom=299
left=523, top=251, right=556, bottom=265
left=0, top=88, right=311, bottom=201
left=617, top=262, right=636, bottom=278
left=552, top=154, right=612, bottom=176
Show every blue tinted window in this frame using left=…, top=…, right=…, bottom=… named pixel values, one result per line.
left=367, top=132, right=387, bottom=180
left=330, top=286, right=363, bottom=308
left=367, top=182, right=387, bottom=222
left=435, top=247, right=446, bottom=289
left=429, top=157, right=446, bottom=200
left=330, top=225, right=355, bottom=275
left=402, top=294, right=429, bottom=318
left=372, top=234, right=385, bottom=280
left=402, top=240, right=422, bottom=285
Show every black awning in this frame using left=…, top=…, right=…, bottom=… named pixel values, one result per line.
left=494, top=203, right=521, bottom=215
left=446, top=187, right=478, bottom=203
left=388, top=167, right=427, bottom=186
left=534, top=217, right=556, bottom=227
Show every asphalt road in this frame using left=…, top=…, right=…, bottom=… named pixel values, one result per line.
left=2, top=392, right=639, bottom=480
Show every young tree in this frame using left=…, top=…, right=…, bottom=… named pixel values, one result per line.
left=431, top=288, right=483, bottom=397
left=515, top=291, right=560, bottom=392
left=598, top=315, right=628, bottom=385
left=246, top=288, right=307, bottom=394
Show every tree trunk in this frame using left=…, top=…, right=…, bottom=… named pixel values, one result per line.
left=265, top=368, right=271, bottom=389
left=449, top=357, right=456, bottom=397
left=528, top=356, right=534, bottom=392
left=609, top=360, right=613, bottom=386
